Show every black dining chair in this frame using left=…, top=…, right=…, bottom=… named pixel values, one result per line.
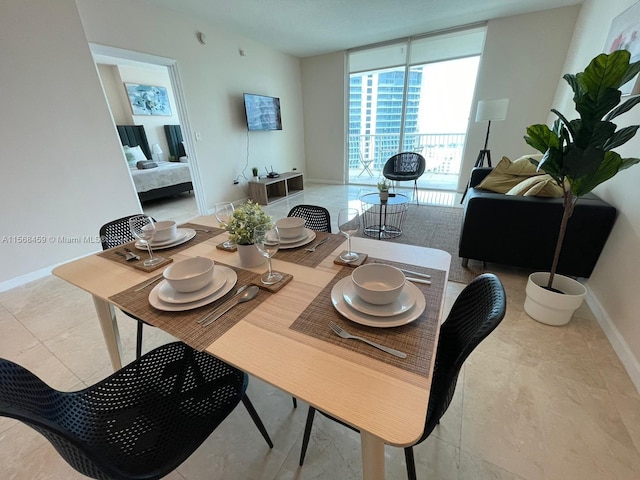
left=0, top=341, right=273, bottom=480
left=298, top=273, right=507, bottom=480
left=287, top=204, right=332, bottom=233
left=99, top=214, right=156, bottom=359
left=382, top=152, right=426, bottom=204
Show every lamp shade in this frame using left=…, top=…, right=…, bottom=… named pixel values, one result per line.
left=151, top=144, right=163, bottom=155
left=476, top=98, right=509, bottom=122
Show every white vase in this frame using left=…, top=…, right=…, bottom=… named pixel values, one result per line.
left=236, top=244, right=265, bottom=268
left=524, top=272, right=586, bottom=326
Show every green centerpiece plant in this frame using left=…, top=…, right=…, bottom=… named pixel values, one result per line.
left=224, top=200, right=272, bottom=245
left=523, top=49, right=640, bottom=324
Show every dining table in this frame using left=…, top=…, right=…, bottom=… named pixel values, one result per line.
left=52, top=215, right=450, bottom=480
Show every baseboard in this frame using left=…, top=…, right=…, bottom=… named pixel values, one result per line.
left=585, top=285, right=640, bottom=394
left=0, top=253, right=93, bottom=293
left=0, top=265, right=54, bottom=293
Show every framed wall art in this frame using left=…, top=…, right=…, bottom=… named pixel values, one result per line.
left=125, top=83, right=172, bottom=115
left=604, top=1, right=640, bottom=96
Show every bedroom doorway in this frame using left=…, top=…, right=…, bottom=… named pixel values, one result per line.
left=90, top=43, right=204, bottom=223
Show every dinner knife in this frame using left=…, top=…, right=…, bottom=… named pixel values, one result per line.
left=124, top=247, right=140, bottom=260
left=405, top=277, right=431, bottom=285
left=398, top=268, right=431, bottom=279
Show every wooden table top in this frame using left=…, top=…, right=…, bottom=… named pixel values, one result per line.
left=53, top=215, right=450, bottom=447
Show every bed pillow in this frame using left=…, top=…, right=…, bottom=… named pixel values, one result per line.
left=129, top=145, right=148, bottom=162
left=122, top=146, right=137, bottom=166
left=476, top=154, right=544, bottom=193
left=505, top=175, right=564, bottom=197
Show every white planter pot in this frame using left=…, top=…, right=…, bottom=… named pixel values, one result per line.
left=524, top=272, right=586, bottom=326
left=236, top=244, right=265, bottom=268
left=379, top=191, right=389, bottom=201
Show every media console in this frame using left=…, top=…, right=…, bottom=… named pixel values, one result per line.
left=248, top=172, right=304, bottom=205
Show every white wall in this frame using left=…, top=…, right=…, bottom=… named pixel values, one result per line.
left=551, top=0, right=640, bottom=384
left=459, top=6, right=580, bottom=190
left=76, top=0, right=305, bottom=209
left=0, top=0, right=141, bottom=285
left=0, top=0, right=305, bottom=286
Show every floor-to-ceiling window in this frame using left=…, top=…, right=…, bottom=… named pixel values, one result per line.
left=347, top=26, right=485, bottom=190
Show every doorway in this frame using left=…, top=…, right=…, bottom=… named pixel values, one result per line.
left=90, top=43, right=204, bottom=223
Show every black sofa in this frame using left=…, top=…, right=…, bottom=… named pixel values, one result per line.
left=458, top=167, right=617, bottom=278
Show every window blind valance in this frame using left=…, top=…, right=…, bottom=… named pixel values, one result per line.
left=348, top=25, right=486, bottom=73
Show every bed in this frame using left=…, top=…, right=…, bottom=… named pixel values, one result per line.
left=117, top=125, right=193, bottom=203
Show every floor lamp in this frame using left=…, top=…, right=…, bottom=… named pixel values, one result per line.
left=461, top=98, right=509, bottom=203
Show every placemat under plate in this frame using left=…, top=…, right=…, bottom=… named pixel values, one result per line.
left=98, top=223, right=224, bottom=269
left=274, top=232, right=346, bottom=268
left=289, top=259, right=446, bottom=377
left=109, top=263, right=288, bottom=351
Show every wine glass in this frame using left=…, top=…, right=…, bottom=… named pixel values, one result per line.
left=338, top=208, right=360, bottom=262
left=254, top=226, right=282, bottom=285
left=128, top=215, right=164, bottom=267
left=215, top=202, right=235, bottom=248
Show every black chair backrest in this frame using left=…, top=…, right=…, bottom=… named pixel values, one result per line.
left=383, top=152, right=426, bottom=178
left=287, top=204, right=332, bottom=233
left=0, top=342, right=249, bottom=479
left=99, top=215, right=156, bottom=250
left=419, top=273, right=506, bottom=443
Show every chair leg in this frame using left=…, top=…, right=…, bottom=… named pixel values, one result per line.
left=404, top=446, right=417, bottom=480
left=414, top=180, right=419, bottom=205
left=292, top=397, right=297, bottom=408
left=135, top=321, right=144, bottom=359
left=299, top=406, right=317, bottom=466
left=242, top=395, right=274, bottom=448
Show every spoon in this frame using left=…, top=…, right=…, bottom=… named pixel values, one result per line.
left=201, top=285, right=259, bottom=326
left=196, top=283, right=250, bottom=324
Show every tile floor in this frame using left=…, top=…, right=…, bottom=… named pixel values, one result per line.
left=1, top=184, right=640, bottom=479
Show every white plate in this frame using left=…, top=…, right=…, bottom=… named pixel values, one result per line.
left=278, top=229, right=316, bottom=249
left=280, top=229, right=311, bottom=244
left=343, top=279, right=416, bottom=317
left=149, top=266, right=237, bottom=311
left=157, top=267, right=228, bottom=304
left=136, top=228, right=196, bottom=250
left=331, top=276, right=426, bottom=328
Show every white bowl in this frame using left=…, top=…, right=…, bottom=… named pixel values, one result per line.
left=351, top=264, right=405, bottom=305
left=276, top=217, right=306, bottom=239
left=163, top=257, right=214, bottom=293
left=146, top=220, right=177, bottom=242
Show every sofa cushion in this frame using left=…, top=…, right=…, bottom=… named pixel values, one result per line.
left=476, top=154, right=544, bottom=193
left=506, top=174, right=564, bottom=197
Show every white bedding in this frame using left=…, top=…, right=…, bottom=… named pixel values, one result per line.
left=129, top=161, right=192, bottom=193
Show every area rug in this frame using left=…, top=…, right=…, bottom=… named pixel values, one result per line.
left=355, top=204, right=484, bottom=284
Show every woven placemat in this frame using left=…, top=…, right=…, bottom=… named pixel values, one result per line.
left=289, top=258, right=446, bottom=377
left=98, top=223, right=224, bottom=269
left=109, top=263, right=281, bottom=351
left=274, top=232, right=345, bottom=268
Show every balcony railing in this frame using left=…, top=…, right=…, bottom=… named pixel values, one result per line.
left=348, top=132, right=466, bottom=175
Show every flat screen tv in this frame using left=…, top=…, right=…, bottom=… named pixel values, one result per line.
left=243, top=93, right=282, bottom=131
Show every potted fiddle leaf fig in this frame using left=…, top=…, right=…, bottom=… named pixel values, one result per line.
left=523, top=49, right=640, bottom=325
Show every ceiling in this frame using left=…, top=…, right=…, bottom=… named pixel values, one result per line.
left=147, top=0, right=582, bottom=57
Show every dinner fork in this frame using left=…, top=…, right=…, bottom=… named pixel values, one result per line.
left=305, top=237, right=328, bottom=252
left=328, top=321, right=407, bottom=358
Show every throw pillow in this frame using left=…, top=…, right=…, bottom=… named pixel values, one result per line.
left=476, top=154, right=544, bottom=193
left=123, top=146, right=137, bottom=166
left=128, top=145, right=148, bottom=162
left=505, top=175, right=564, bottom=197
